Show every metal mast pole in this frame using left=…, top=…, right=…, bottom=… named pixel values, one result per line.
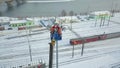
left=26, top=27, right=32, bottom=61
left=49, top=42, right=54, bottom=68
left=56, top=41, right=58, bottom=68
left=81, top=39, right=85, bottom=56
left=72, top=44, right=75, bottom=58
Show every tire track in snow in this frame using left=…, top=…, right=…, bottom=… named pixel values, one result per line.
left=53, top=49, right=120, bottom=66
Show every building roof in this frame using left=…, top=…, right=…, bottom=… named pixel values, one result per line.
left=10, top=20, right=27, bottom=24
left=0, top=17, right=10, bottom=23
left=90, top=11, right=111, bottom=15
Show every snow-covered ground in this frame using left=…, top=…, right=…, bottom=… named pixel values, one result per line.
left=0, top=13, right=120, bottom=68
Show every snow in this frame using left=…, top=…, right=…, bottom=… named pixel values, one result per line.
left=0, top=17, right=10, bottom=23
left=0, top=13, right=120, bottom=68
left=58, top=40, right=120, bottom=68
left=90, top=11, right=111, bottom=16
left=10, top=20, right=27, bottom=24
left=60, top=55, right=119, bottom=68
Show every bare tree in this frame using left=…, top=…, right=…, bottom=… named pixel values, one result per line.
left=0, top=11, right=2, bottom=16
left=75, top=13, right=77, bottom=16
left=61, top=10, right=67, bottom=16
left=69, top=11, right=74, bottom=29
left=69, top=11, right=74, bottom=16
left=5, top=0, right=13, bottom=9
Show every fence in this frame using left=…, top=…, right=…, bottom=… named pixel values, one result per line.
left=0, top=59, right=47, bottom=68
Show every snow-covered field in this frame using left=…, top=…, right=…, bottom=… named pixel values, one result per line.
left=0, top=13, right=120, bottom=68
